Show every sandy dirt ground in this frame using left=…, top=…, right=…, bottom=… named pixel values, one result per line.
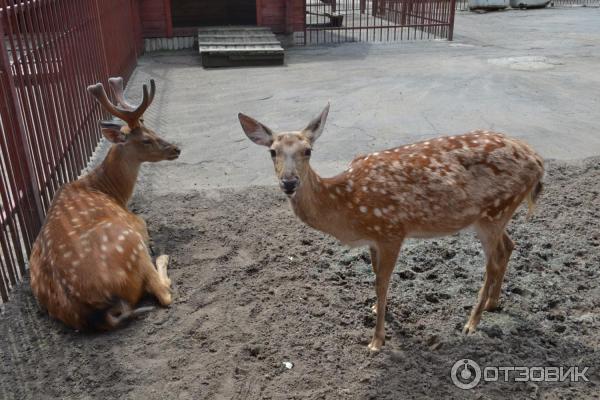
left=1, top=157, right=599, bottom=399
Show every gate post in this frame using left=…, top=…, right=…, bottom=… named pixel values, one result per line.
left=448, top=0, right=456, bottom=40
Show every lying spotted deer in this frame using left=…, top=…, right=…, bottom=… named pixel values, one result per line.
left=29, top=77, right=180, bottom=330
left=239, top=104, right=544, bottom=351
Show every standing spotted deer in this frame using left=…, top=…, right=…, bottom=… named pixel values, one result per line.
left=239, top=104, right=544, bottom=351
left=29, top=77, right=180, bottom=330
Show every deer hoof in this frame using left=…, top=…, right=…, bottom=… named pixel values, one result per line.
left=368, top=337, right=384, bottom=352
left=158, top=290, right=172, bottom=306
left=463, top=323, right=477, bottom=335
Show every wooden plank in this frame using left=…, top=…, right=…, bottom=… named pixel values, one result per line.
left=198, top=26, right=284, bottom=68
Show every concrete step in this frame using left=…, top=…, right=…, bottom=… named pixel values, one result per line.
left=198, top=26, right=284, bottom=68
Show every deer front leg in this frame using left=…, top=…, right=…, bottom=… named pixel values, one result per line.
left=143, top=254, right=172, bottom=306
left=369, top=246, right=379, bottom=315
left=156, top=254, right=171, bottom=287
left=368, top=242, right=402, bottom=352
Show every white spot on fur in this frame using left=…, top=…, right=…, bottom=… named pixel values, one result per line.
left=115, top=245, right=124, bottom=253
left=359, top=206, right=368, bottom=213
left=374, top=208, right=382, bottom=217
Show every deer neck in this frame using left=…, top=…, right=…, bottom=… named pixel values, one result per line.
left=86, top=145, right=141, bottom=207
left=289, top=165, right=339, bottom=234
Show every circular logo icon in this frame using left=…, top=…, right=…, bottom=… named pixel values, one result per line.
left=451, top=359, right=481, bottom=390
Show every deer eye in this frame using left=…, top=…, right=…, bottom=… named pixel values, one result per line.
left=304, top=148, right=312, bottom=157
left=142, top=139, right=152, bottom=145
left=269, top=149, right=276, bottom=158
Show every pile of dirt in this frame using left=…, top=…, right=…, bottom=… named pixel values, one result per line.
left=1, top=158, right=599, bottom=399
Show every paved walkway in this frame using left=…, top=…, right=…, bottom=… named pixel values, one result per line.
left=125, top=8, right=600, bottom=195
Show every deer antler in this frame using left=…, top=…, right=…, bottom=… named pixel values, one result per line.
left=108, top=77, right=136, bottom=111
left=87, top=77, right=156, bottom=129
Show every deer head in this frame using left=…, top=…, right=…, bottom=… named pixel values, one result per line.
left=238, top=104, right=329, bottom=196
left=87, top=77, right=180, bottom=162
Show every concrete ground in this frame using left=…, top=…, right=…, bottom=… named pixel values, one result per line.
left=127, top=7, right=600, bottom=196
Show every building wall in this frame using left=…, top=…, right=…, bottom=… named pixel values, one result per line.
left=139, top=0, right=172, bottom=37
left=139, top=0, right=304, bottom=38
left=257, top=0, right=304, bottom=33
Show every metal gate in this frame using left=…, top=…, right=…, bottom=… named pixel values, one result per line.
left=551, top=0, right=600, bottom=5
left=0, top=0, right=142, bottom=303
left=300, top=0, right=456, bottom=44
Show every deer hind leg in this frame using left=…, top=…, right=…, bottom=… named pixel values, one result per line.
left=369, top=246, right=379, bottom=315
left=142, top=254, right=172, bottom=306
left=484, top=231, right=513, bottom=311
left=464, top=220, right=508, bottom=334
left=368, top=241, right=402, bottom=352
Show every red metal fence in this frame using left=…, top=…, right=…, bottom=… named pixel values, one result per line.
left=0, top=0, right=142, bottom=303
left=455, top=0, right=599, bottom=10
left=300, top=0, right=456, bottom=44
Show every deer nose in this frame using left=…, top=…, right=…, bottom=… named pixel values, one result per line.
left=173, top=146, right=181, bottom=156
left=280, top=177, right=299, bottom=194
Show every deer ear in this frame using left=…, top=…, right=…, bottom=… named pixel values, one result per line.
left=100, top=121, right=127, bottom=144
left=302, top=103, right=329, bottom=144
left=238, top=113, right=273, bottom=147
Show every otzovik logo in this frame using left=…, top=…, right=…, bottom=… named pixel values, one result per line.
left=451, top=359, right=591, bottom=389
left=451, top=359, right=481, bottom=389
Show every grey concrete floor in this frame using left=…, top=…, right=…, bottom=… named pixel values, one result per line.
left=125, top=7, right=600, bottom=195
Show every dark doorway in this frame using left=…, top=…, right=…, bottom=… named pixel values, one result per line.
left=171, top=0, right=257, bottom=28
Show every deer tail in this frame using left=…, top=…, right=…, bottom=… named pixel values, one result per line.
left=87, top=297, right=155, bottom=331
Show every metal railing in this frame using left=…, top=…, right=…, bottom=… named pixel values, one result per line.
left=455, top=0, right=600, bottom=9
left=299, top=0, right=456, bottom=45
left=551, top=0, right=600, bottom=6
left=0, top=0, right=142, bottom=303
